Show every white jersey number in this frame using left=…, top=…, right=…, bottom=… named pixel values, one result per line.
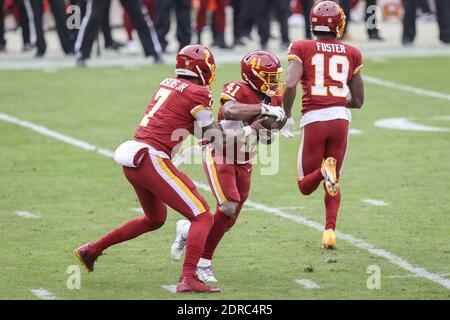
left=311, top=54, right=349, bottom=98
left=139, top=88, right=172, bottom=127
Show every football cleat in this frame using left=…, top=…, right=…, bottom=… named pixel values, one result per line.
left=171, top=220, right=190, bottom=261
left=196, top=266, right=218, bottom=283
left=322, top=229, right=337, bottom=249
left=74, top=242, right=102, bottom=272
left=176, top=275, right=221, bottom=293
left=321, top=157, right=339, bottom=196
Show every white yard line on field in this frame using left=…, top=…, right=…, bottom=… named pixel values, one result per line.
left=0, top=113, right=114, bottom=158
left=433, top=116, right=450, bottom=121
left=288, top=129, right=363, bottom=137
left=242, top=205, right=305, bottom=212
left=363, top=75, right=450, bottom=102
left=387, top=273, right=450, bottom=279
left=30, top=288, right=58, bottom=300
left=362, top=199, right=388, bottom=207
left=374, top=117, right=450, bottom=132
left=1, top=112, right=450, bottom=291
left=294, top=279, right=320, bottom=289
left=349, top=128, right=363, bottom=135
left=16, top=211, right=41, bottom=218
left=161, top=284, right=177, bottom=294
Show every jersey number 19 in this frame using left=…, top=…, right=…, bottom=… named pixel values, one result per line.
left=311, top=54, right=349, bottom=98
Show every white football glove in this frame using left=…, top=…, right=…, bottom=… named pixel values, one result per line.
left=260, top=104, right=286, bottom=122
left=280, top=117, right=295, bottom=138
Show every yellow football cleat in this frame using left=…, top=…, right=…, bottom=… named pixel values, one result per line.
left=321, top=157, right=339, bottom=196
left=322, top=229, right=337, bottom=249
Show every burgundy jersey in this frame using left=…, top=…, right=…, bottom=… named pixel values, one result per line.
left=216, top=80, right=281, bottom=163
left=287, top=39, right=363, bottom=114
left=134, top=77, right=213, bottom=158
left=218, top=80, right=281, bottom=120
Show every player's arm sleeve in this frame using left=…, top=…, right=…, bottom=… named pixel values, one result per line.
left=190, top=90, right=214, bottom=128
left=352, top=49, right=363, bottom=75
left=287, top=41, right=303, bottom=64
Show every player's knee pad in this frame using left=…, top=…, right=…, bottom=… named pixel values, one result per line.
left=219, top=201, right=239, bottom=218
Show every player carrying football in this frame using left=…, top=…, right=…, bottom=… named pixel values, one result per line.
left=281, top=1, right=365, bottom=249
left=170, top=51, right=286, bottom=282
left=73, top=45, right=276, bottom=293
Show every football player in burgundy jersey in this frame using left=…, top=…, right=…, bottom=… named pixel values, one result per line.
left=282, top=1, right=365, bottom=249
left=170, top=51, right=286, bottom=283
left=73, top=45, right=276, bottom=293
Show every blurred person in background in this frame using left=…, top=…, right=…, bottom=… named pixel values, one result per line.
left=25, top=0, right=74, bottom=57
left=101, top=0, right=124, bottom=51
left=254, top=0, right=270, bottom=49
left=0, top=0, right=6, bottom=52
left=234, top=0, right=255, bottom=45
left=233, top=0, right=291, bottom=49
left=14, top=0, right=32, bottom=51
left=299, top=0, right=314, bottom=40
left=270, top=0, right=291, bottom=48
left=196, top=0, right=231, bottom=48
left=154, top=0, right=191, bottom=52
left=326, top=0, right=383, bottom=41
left=75, top=0, right=162, bottom=66
left=418, top=0, right=432, bottom=15
left=230, top=0, right=244, bottom=45
left=403, top=0, right=450, bottom=45
left=234, top=0, right=270, bottom=49
left=70, top=0, right=86, bottom=40
left=123, top=0, right=160, bottom=55
left=363, top=0, right=383, bottom=40
left=70, top=0, right=123, bottom=53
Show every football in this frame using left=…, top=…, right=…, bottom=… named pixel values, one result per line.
left=251, top=114, right=287, bottom=130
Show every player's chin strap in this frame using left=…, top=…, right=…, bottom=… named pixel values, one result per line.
left=196, top=66, right=207, bottom=86
left=242, top=73, right=258, bottom=91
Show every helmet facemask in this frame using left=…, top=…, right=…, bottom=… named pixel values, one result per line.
left=203, top=49, right=216, bottom=88
left=253, top=67, right=286, bottom=97
left=337, top=8, right=346, bottom=39
left=206, top=62, right=216, bottom=88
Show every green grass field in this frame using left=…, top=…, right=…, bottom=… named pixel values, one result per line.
left=1, top=56, right=449, bottom=300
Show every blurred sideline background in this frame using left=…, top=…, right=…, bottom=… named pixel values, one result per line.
left=0, top=0, right=449, bottom=70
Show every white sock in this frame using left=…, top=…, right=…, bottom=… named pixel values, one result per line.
left=197, top=258, right=212, bottom=268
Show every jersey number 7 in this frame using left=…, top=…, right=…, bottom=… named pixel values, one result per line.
left=311, top=54, right=349, bottom=98
left=140, top=88, right=172, bottom=127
